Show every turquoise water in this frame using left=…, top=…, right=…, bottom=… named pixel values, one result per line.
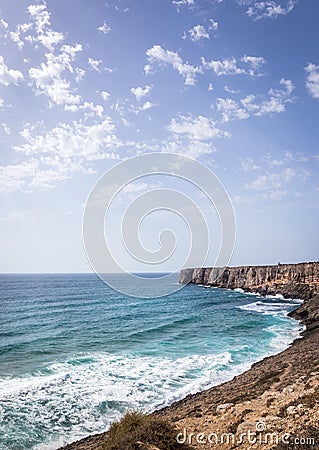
left=0, top=274, right=303, bottom=450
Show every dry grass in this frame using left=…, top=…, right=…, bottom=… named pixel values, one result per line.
left=102, top=411, right=191, bottom=450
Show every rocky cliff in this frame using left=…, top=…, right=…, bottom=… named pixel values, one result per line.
left=179, top=261, right=319, bottom=300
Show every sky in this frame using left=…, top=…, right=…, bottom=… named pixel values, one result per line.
left=0, top=0, right=318, bottom=273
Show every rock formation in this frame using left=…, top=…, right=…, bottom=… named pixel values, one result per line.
left=179, top=261, right=319, bottom=300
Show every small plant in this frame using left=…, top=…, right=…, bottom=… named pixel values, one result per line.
left=103, top=411, right=190, bottom=450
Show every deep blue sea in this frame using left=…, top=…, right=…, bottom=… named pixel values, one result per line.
left=0, top=274, right=304, bottom=450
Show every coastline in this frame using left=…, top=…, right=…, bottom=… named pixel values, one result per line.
left=154, top=295, right=319, bottom=449
left=60, top=266, right=319, bottom=450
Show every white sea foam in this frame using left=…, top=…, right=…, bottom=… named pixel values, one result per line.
left=266, top=323, right=305, bottom=352
left=0, top=323, right=304, bottom=450
left=0, top=350, right=240, bottom=450
left=234, top=288, right=245, bottom=293
left=238, top=300, right=298, bottom=316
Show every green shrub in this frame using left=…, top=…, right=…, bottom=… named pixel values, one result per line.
left=103, top=411, right=190, bottom=450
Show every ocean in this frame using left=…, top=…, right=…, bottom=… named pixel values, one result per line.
left=0, top=273, right=304, bottom=450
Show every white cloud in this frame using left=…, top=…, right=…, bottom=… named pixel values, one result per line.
left=28, top=4, right=50, bottom=34
left=263, top=189, right=288, bottom=200
left=88, top=58, right=102, bottom=72
left=97, top=21, right=111, bottom=34
left=202, top=55, right=266, bottom=77
left=247, top=167, right=296, bottom=190
left=182, top=20, right=218, bottom=43
left=241, top=55, right=266, bottom=76
left=16, top=118, right=120, bottom=161
left=28, top=44, right=83, bottom=107
left=37, top=30, right=64, bottom=51
left=244, top=0, right=299, bottom=20
left=256, top=96, right=285, bottom=115
left=240, top=157, right=261, bottom=171
left=285, top=151, right=309, bottom=163
left=144, top=64, right=152, bottom=76
left=263, top=153, right=283, bottom=166
left=100, top=90, right=110, bottom=101
left=2, top=117, right=122, bottom=191
left=224, top=85, right=240, bottom=94
left=2, top=123, right=10, bottom=134
left=216, top=78, right=295, bottom=121
left=216, top=98, right=249, bottom=122
left=0, top=159, right=39, bottom=192
left=65, top=101, right=104, bottom=118
left=131, top=85, right=152, bottom=101
left=187, top=25, right=210, bottom=42
left=161, top=138, right=217, bottom=159
left=0, top=19, right=9, bottom=29
left=132, top=101, right=157, bottom=114
left=256, top=78, right=294, bottom=115
left=173, top=0, right=194, bottom=6
left=202, top=57, right=245, bottom=76
left=0, top=56, right=24, bottom=86
left=75, top=67, right=86, bottom=83
left=209, top=19, right=219, bottom=31
left=27, top=3, right=65, bottom=50
left=305, top=63, right=319, bottom=100
left=168, top=114, right=229, bottom=140
left=146, top=45, right=202, bottom=85
left=278, top=78, right=294, bottom=95
left=9, top=30, right=25, bottom=50
left=141, top=101, right=154, bottom=111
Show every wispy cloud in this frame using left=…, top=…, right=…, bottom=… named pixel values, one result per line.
left=240, top=157, right=261, bottom=171
left=241, top=55, right=266, bottom=77
left=131, top=85, right=152, bottom=101
left=217, top=78, right=295, bottom=122
left=0, top=159, right=39, bottom=193
left=168, top=114, right=229, bottom=140
left=242, top=0, right=299, bottom=20
left=16, top=118, right=120, bottom=160
left=173, top=0, right=194, bottom=8
left=97, top=21, right=111, bottom=34
left=202, top=57, right=245, bottom=76
left=184, top=24, right=210, bottom=42
left=88, top=58, right=102, bottom=72
left=0, top=56, right=23, bottom=86
left=28, top=3, right=65, bottom=50
left=9, top=23, right=33, bottom=50
left=0, top=19, right=8, bottom=29
left=305, top=63, right=319, bottom=100
left=146, top=45, right=202, bottom=85
left=202, top=55, right=266, bottom=77
left=29, top=44, right=83, bottom=107
left=0, top=118, right=122, bottom=191
left=247, top=167, right=296, bottom=190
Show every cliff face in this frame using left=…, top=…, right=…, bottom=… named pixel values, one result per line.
left=179, top=262, right=319, bottom=300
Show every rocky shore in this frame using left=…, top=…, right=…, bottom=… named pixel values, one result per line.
left=155, top=295, right=319, bottom=449
left=179, top=262, right=319, bottom=300
left=60, top=263, right=319, bottom=450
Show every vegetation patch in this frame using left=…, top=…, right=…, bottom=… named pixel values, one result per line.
left=102, top=411, right=191, bottom=450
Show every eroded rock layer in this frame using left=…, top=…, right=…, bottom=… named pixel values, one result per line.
left=179, top=262, right=319, bottom=300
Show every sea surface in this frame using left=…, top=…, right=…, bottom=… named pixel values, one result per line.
left=0, top=274, right=304, bottom=450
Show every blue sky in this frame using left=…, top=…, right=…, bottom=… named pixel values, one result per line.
left=0, top=0, right=318, bottom=273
